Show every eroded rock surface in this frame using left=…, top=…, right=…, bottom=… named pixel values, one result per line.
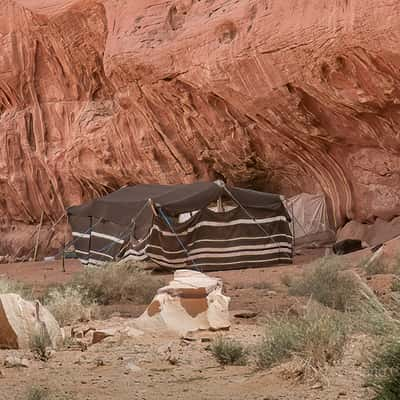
left=0, top=293, right=63, bottom=349
left=1, top=0, right=400, bottom=256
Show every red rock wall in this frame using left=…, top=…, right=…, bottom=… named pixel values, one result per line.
left=1, top=0, right=400, bottom=258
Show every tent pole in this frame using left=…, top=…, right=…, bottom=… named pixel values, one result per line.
left=62, top=235, right=66, bottom=273
left=291, top=202, right=295, bottom=258
left=221, top=184, right=284, bottom=261
left=217, top=197, right=223, bottom=212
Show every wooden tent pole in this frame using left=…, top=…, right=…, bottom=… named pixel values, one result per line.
left=291, top=202, right=296, bottom=257
left=62, top=235, right=66, bottom=273
left=33, top=211, right=44, bottom=262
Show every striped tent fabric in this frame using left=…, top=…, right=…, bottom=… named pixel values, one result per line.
left=122, top=207, right=292, bottom=271
left=68, top=182, right=293, bottom=271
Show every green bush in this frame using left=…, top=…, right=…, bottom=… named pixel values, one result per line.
left=289, top=257, right=359, bottom=311
left=211, top=337, right=248, bottom=366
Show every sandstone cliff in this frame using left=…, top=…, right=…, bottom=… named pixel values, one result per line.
left=1, top=0, right=400, bottom=258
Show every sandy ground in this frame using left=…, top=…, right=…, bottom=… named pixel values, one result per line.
left=1, top=243, right=395, bottom=400
left=0, top=325, right=372, bottom=400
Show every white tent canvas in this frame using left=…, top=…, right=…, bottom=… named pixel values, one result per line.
left=284, top=193, right=334, bottom=244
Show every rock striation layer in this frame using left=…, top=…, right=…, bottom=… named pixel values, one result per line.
left=1, top=0, right=400, bottom=257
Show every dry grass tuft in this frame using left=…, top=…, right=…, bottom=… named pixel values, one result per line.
left=24, top=386, right=75, bottom=400
left=289, top=257, right=359, bottom=311
left=211, top=336, right=248, bottom=366
left=44, top=286, right=93, bottom=327
left=367, top=339, right=400, bottom=400
left=25, top=387, right=49, bottom=400
left=365, top=260, right=389, bottom=276
left=30, top=328, right=51, bottom=361
left=71, top=262, right=163, bottom=305
left=0, top=278, right=33, bottom=299
left=252, top=281, right=273, bottom=290
left=256, top=305, right=348, bottom=370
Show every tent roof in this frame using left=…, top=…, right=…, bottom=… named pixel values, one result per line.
left=67, top=181, right=287, bottom=226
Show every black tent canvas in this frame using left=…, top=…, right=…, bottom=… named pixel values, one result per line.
left=67, top=181, right=293, bottom=271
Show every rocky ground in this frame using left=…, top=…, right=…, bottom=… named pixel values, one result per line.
left=0, top=325, right=372, bottom=400
left=1, top=244, right=397, bottom=400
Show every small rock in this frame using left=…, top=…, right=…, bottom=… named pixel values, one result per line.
left=200, top=337, right=212, bottom=343
left=168, top=356, right=178, bottom=365
left=266, top=290, right=277, bottom=296
left=92, top=329, right=116, bottom=344
left=182, top=334, right=197, bottom=342
left=233, top=310, right=258, bottom=319
left=311, top=383, right=323, bottom=390
left=4, top=356, right=29, bottom=368
left=126, top=362, right=141, bottom=372
left=95, top=358, right=105, bottom=367
left=338, top=391, right=346, bottom=396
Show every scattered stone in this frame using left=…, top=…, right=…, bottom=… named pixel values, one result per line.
left=311, top=383, right=323, bottom=390
left=4, top=356, right=29, bottom=368
left=126, top=362, right=141, bottom=372
left=92, top=329, right=116, bottom=344
left=95, top=358, right=105, bottom=367
left=233, top=310, right=258, bottom=319
left=266, top=290, right=277, bottom=296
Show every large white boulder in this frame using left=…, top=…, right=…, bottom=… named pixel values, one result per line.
left=0, top=294, right=63, bottom=350
left=134, top=270, right=230, bottom=335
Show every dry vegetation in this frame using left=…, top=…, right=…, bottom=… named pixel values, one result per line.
left=367, top=340, right=400, bottom=400
left=24, top=386, right=74, bottom=400
left=44, top=286, right=93, bottom=326
left=256, top=306, right=348, bottom=369
left=210, top=337, right=248, bottom=365
left=0, top=278, right=33, bottom=300
left=3, top=255, right=400, bottom=398
left=0, top=262, right=163, bottom=328
left=288, top=257, right=359, bottom=311
left=70, top=262, right=163, bottom=305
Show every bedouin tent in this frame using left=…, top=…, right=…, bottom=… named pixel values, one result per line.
left=284, top=193, right=335, bottom=245
left=67, top=181, right=293, bottom=271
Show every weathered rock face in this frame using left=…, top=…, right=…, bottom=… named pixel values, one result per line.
left=1, top=0, right=400, bottom=257
left=0, top=293, right=63, bottom=349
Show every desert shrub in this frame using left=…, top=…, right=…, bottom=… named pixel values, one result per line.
left=289, top=257, right=359, bottom=311
left=355, top=306, right=400, bottom=337
left=44, top=286, right=93, bottom=326
left=365, top=260, right=389, bottom=276
left=0, top=278, right=33, bottom=299
left=71, top=262, right=162, bottom=305
left=280, top=274, right=293, bottom=288
left=23, top=387, right=74, bottom=400
left=252, top=281, right=273, bottom=290
left=392, top=278, right=400, bottom=292
left=30, top=328, right=51, bottom=361
left=25, top=387, right=49, bottom=400
left=367, top=340, right=400, bottom=400
left=256, top=307, right=348, bottom=369
left=211, top=337, right=248, bottom=366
